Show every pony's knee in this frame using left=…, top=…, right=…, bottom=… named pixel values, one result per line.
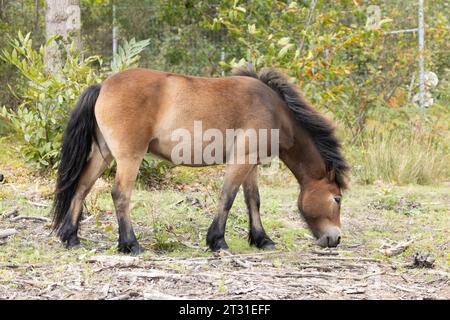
left=111, top=184, right=121, bottom=202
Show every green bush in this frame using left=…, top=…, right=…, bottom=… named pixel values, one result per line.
left=1, top=32, right=153, bottom=172
left=1, top=32, right=102, bottom=168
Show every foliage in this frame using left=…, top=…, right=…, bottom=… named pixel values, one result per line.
left=0, top=1, right=448, bottom=185
left=110, top=38, right=151, bottom=73
left=200, top=0, right=449, bottom=184
left=1, top=32, right=149, bottom=170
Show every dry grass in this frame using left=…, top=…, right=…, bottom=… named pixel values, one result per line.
left=350, top=129, right=449, bottom=185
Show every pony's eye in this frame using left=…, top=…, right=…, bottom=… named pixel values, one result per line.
left=334, top=196, right=341, bottom=204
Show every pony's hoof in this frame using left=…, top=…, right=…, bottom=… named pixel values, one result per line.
left=63, top=236, right=81, bottom=249
left=207, top=238, right=229, bottom=252
left=259, top=240, right=276, bottom=250
left=249, top=232, right=276, bottom=250
left=118, top=241, right=144, bottom=255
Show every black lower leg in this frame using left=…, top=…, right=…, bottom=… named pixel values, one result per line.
left=206, top=190, right=238, bottom=251
left=117, top=217, right=142, bottom=254
left=244, top=178, right=275, bottom=250
left=57, top=215, right=80, bottom=249
left=206, top=218, right=229, bottom=251
left=112, top=186, right=142, bottom=254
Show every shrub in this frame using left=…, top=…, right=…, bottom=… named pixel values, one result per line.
left=1, top=33, right=102, bottom=168
left=1, top=32, right=151, bottom=171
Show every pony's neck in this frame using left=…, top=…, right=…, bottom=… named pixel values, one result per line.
left=280, top=126, right=326, bottom=187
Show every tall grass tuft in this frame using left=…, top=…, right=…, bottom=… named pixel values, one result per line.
left=349, top=129, right=449, bottom=185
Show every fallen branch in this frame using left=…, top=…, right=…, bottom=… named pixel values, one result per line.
left=27, top=200, right=50, bottom=208
left=309, top=256, right=382, bottom=263
left=0, top=229, right=17, bottom=239
left=360, top=271, right=385, bottom=280
left=1, top=208, right=18, bottom=219
left=386, top=283, right=416, bottom=293
left=118, top=270, right=185, bottom=280
left=108, top=291, right=140, bottom=300
left=143, top=290, right=183, bottom=300
left=379, top=239, right=415, bottom=257
left=11, top=216, right=50, bottom=223
left=312, top=249, right=340, bottom=256
left=80, top=215, right=94, bottom=225
left=221, top=250, right=252, bottom=268
left=88, top=255, right=140, bottom=267
left=118, top=270, right=219, bottom=284
left=79, top=236, right=110, bottom=244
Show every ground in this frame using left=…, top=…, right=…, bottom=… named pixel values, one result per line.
left=0, top=138, right=449, bottom=300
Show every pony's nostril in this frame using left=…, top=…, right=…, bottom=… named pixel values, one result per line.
left=327, top=236, right=331, bottom=247
left=337, top=236, right=341, bottom=245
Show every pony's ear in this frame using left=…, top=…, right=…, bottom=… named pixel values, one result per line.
left=328, top=168, right=336, bottom=182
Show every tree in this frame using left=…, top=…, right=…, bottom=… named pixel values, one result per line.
left=45, top=0, right=81, bottom=73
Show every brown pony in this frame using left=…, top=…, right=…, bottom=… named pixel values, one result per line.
left=51, top=67, right=348, bottom=254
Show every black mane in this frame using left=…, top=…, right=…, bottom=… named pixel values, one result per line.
left=234, top=67, right=349, bottom=189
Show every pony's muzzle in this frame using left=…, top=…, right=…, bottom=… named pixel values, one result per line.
left=317, top=227, right=341, bottom=248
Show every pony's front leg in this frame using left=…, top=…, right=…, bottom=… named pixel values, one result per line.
left=243, top=166, right=275, bottom=250
left=207, top=164, right=254, bottom=251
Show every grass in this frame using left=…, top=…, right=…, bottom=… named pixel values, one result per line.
left=349, top=128, right=449, bottom=185
left=0, top=136, right=449, bottom=273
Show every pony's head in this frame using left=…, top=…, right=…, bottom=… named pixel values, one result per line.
left=298, top=170, right=345, bottom=248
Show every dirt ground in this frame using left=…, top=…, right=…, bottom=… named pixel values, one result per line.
left=0, top=179, right=449, bottom=300
left=0, top=222, right=448, bottom=300
left=0, top=138, right=449, bottom=300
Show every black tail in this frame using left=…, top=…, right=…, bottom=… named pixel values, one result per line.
left=51, top=84, right=101, bottom=239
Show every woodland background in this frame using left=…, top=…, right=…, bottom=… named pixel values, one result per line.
left=0, top=0, right=448, bottom=185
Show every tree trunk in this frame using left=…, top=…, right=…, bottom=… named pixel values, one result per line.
left=44, top=0, right=81, bottom=73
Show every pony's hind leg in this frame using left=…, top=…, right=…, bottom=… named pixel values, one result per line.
left=207, top=164, right=255, bottom=251
left=243, top=166, right=275, bottom=250
left=111, top=155, right=145, bottom=254
left=59, top=143, right=112, bottom=248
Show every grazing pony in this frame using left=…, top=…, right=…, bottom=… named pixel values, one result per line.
left=52, top=67, right=348, bottom=254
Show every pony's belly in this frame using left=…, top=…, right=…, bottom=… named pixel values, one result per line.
left=148, top=136, right=227, bottom=166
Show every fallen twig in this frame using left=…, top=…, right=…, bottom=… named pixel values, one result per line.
left=143, top=290, right=183, bottom=300
left=312, top=249, right=340, bottom=256
left=107, top=291, right=140, bottom=300
left=0, top=229, right=17, bottom=239
left=27, top=200, right=50, bottom=208
left=360, top=271, right=385, bottom=280
left=80, top=215, right=95, bottom=225
left=386, top=283, right=416, bottom=293
left=309, top=256, right=382, bottom=263
left=1, top=208, right=18, bottom=219
left=88, top=255, right=140, bottom=267
left=11, top=216, right=50, bottom=223
left=79, top=236, right=110, bottom=244
left=379, top=238, right=415, bottom=257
